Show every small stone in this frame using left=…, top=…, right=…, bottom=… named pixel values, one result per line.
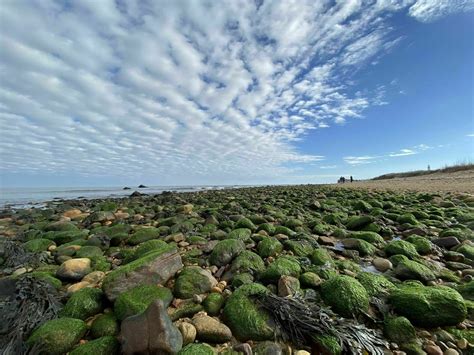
left=443, top=349, right=459, bottom=355
left=192, top=313, right=232, bottom=343
left=319, top=236, right=336, bottom=246
left=419, top=330, right=432, bottom=338
left=178, top=322, right=196, bottom=345
left=62, top=209, right=83, bottom=219
left=67, top=281, right=91, bottom=294
left=82, top=271, right=105, bottom=284
left=425, top=345, right=443, bottom=355
left=48, top=245, right=57, bottom=251
left=193, top=294, right=203, bottom=304
left=278, top=275, right=300, bottom=297
left=12, top=267, right=27, bottom=277
left=211, top=286, right=222, bottom=293
left=456, top=338, right=468, bottom=349
left=295, top=351, right=311, bottom=355
left=373, top=257, right=393, bottom=272
left=234, top=343, right=252, bottom=355
left=56, top=258, right=92, bottom=281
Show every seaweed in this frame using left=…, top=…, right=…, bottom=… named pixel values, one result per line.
left=0, top=275, right=62, bottom=354
left=1, top=241, right=50, bottom=270
left=254, top=292, right=388, bottom=355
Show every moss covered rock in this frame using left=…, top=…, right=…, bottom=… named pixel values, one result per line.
left=356, top=272, right=395, bottom=297
left=310, top=248, right=333, bottom=266
left=390, top=283, right=467, bottom=327
left=203, top=293, right=225, bottom=316
left=235, top=217, right=256, bottom=230
left=284, top=239, right=315, bottom=257
left=345, top=215, right=373, bottom=230
left=257, top=238, right=283, bottom=258
left=23, top=238, right=55, bottom=252
left=60, top=287, right=104, bottom=320
left=385, top=240, right=419, bottom=259
left=321, top=275, right=369, bottom=317
left=69, top=336, right=119, bottom=355
left=174, top=266, right=217, bottom=299
left=383, top=316, right=417, bottom=344
left=209, top=239, right=245, bottom=266
left=115, top=284, right=173, bottom=321
left=27, top=318, right=87, bottom=355
left=397, top=213, right=418, bottom=225
left=222, top=283, right=273, bottom=341
left=178, top=343, right=215, bottom=355
left=227, top=228, right=252, bottom=242
left=75, top=245, right=104, bottom=259
left=128, top=227, right=161, bottom=245
left=259, top=256, right=301, bottom=283
left=406, top=235, right=432, bottom=255
left=349, top=231, right=384, bottom=245
left=394, top=259, right=436, bottom=283
left=313, top=334, right=342, bottom=355
left=91, top=313, right=119, bottom=338
left=456, top=243, right=474, bottom=260
left=230, top=251, right=265, bottom=275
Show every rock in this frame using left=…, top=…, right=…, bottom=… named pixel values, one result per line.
left=67, top=281, right=92, bottom=294
left=259, top=256, right=301, bottom=283
left=230, top=250, right=265, bottom=275
left=345, top=215, right=373, bottom=230
left=443, top=349, right=459, bottom=355
left=12, top=267, right=27, bottom=277
left=60, top=287, right=104, bottom=320
left=456, top=338, right=468, bottom=349
left=62, top=209, right=83, bottom=219
left=56, top=258, right=92, bottom=281
left=115, top=284, right=173, bottom=321
left=27, top=318, right=87, bottom=355
left=295, top=351, right=311, bottom=355
left=234, top=343, right=253, bottom=355
left=299, top=272, right=322, bottom=288
left=138, top=184, right=148, bottom=188
left=384, top=316, right=417, bottom=344
left=341, top=238, right=376, bottom=256
left=373, top=257, right=393, bottom=272
left=102, top=247, right=182, bottom=301
left=389, top=283, right=467, bottom=327
left=82, top=271, right=105, bottom=284
left=394, top=259, right=436, bottom=283
left=202, top=293, right=225, bottom=316
left=321, top=275, right=370, bottom=317
left=91, top=313, right=119, bottom=338
left=209, top=239, right=246, bottom=267
left=357, top=272, right=396, bottom=297
left=257, top=237, right=283, bottom=258
left=178, top=322, right=196, bottom=345
left=174, top=266, right=218, bottom=299
left=179, top=343, right=216, bottom=354
left=23, top=238, right=55, bottom=252
left=253, top=341, right=283, bottom=354
left=433, top=237, right=461, bottom=249
left=69, top=336, right=119, bottom=355
left=192, top=313, right=232, bottom=343
left=385, top=240, right=419, bottom=259
left=310, top=248, right=333, bottom=266
left=278, top=275, right=300, bottom=297
left=121, top=300, right=182, bottom=355
left=223, top=283, right=273, bottom=341
left=425, top=345, right=443, bottom=355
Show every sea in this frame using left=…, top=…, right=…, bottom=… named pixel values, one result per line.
left=0, top=185, right=239, bottom=209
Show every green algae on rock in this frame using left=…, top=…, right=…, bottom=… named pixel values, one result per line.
left=90, top=313, right=119, bottom=338
left=389, top=283, right=467, bottom=327
left=178, top=343, right=216, bottom=355
left=115, top=284, right=173, bottom=321
left=27, top=318, right=87, bottom=355
left=321, top=275, right=370, bottom=317
left=385, top=240, right=419, bottom=259
left=383, top=316, right=417, bottom=344
left=59, top=287, right=104, bottom=320
left=257, top=237, right=283, bottom=258
left=209, top=239, right=245, bottom=266
left=259, top=256, right=301, bottom=283
left=174, top=266, right=217, bottom=299
left=223, top=283, right=274, bottom=341
left=69, top=336, right=119, bottom=355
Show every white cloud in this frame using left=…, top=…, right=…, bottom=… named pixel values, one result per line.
left=409, top=0, right=474, bottom=22
left=389, top=149, right=417, bottom=157
left=344, top=156, right=379, bottom=165
left=0, top=1, right=467, bottom=184
left=467, top=134, right=474, bottom=137
left=320, top=165, right=338, bottom=169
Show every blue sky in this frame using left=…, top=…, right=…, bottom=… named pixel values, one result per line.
left=0, top=0, right=473, bottom=187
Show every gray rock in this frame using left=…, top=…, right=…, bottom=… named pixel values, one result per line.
left=121, top=299, right=183, bottom=354
left=373, top=257, right=393, bottom=272
left=278, top=275, right=300, bottom=297
left=433, top=237, right=460, bottom=249
left=192, top=313, right=232, bottom=343
left=178, top=322, right=196, bottom=345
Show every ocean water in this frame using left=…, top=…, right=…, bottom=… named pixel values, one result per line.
left=0, top=185, right=234, bottom=209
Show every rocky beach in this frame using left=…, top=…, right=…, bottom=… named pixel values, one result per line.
left=0, top=185, right=473, bottom=355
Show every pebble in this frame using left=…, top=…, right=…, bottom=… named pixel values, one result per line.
left=372, top=257, right=393, bottom=272
left=192, top=314, right=232, bottom=343
left=193, top=294, right=203, bottom=304
left=178, top=322, right=196, bottom=345
left=211, top=286, right=223, bottom=293
left=456, top=338, right=468, bottom=349
left=425, top=344, right=443, bottom=355
left=67, top=281, right=91, bottom=294
left=82, top=271, right=105, bottom=284
left=443, top=349, right=459, bottom=355
left=12, top=267, right=28, bottom=277
left=295, top=351, right=311, bottom=355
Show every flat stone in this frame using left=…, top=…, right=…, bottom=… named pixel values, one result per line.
left=121, top=300, right=182, bottom=355
left=192, top=313, right=232, bottom=343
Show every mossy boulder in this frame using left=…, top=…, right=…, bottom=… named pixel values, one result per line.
left=273, top=225, right=295, bottom=236
left=385, top=240, right=419, bottom=259
left=227, top=228, right=252, bottom=242
left=321, top=275, right=370, bottom=317
left=203, top=293, right=225, bottom=316
left=456, top=243, right=474, bottom=260
left=257, top=223, right=276, bottom=235
left=23, top=238, right=55, bottom=252
left=257, top=238, right=283, bottom=258
left=69, top=336, right=119, bottom=355
left=222, top=283, right=273, bottom=341
left=284, top=240, right=315, bottom=257
left=300, top=272, right=322, bottom=288
left=349, top=231, right=384, bottom=245
left=209, top=239, right=245, bottom=266
left=126, top=239, right=170, bottom=262
left=383, top=316, right=417, bottom=344
left=356, top=272, right=396, bottom=297
left=128, top=227, right=160, bottom=245
left=397, top=213, right=418, bottom=225
left=235, top=217, right=256, bottom=230
left=75, top=245, right=104, bottom=259
left=90, top=313, right=119, bottom=338
left=232, top=273, right=254, bottom=288
left=389, top=283, right=467, bottom=327
left=406, top=235, right=432, bottom=255
left=115, top=284, right=173, bottom=320
left=457, top=280, right=474, bottom=301
left=313, top=334, right=342, bottom=355
left=26, top=272, right=62, bottom=289
left=259, top=256, right=301, bottom=283
left=174, top=266, right=217, bottom=299
left=341, top=238, right=376, bottom=256
left=230, top=251, right=265, bottom=275
left=27, top=318, right=87, bottom=355
left=178, top=343, right=215, bottom=355
left=354, top=200, right=372, bottom=212
left=345, top=215, right=373, bottom=230
left=310, top=248, right=333, bottom=266
left=60, top=288, right=104, bottom=320
left=394, top=259, right=436, bottom=283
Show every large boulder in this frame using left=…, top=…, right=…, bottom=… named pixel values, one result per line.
left=121, top=300, right=183, bottom=354
left=56, top=258, right=92, bottom=281
left=394, top=259, right=436, bottom=283
left=59, top=288, right=104, bottom=320
left=209, top=239, right=245, bottom=266
left=102, top=246, right=182, bottom=301
left=69, top=336, right=119, bottom=355
left=259, top=256, right=301, bottom=283
left=223, top=283, right=274, bottom=341
left=174, top=267, right=217, bottom=299
left=389, top=283, right=467, bottom=327
left=27, top=318, right=87, bottom=355
left=321, top=275, right=370, bottom=317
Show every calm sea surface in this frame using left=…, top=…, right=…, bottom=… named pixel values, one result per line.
left=0, top=185, right=236, bottom=209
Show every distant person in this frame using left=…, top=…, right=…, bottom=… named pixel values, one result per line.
left=350, top=176, right=353, bottom=183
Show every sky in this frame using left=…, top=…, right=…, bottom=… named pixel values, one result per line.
left=0, top=0, right=473, bottom=187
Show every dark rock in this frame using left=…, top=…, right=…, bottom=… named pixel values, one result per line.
left=433, top=237, right=461, bottom=249
left=123, top=187, right=131, bottom=190
left=121, top=300, right=182, bottom=355
left=138, top=184, right=148, bottom=188
left=130, top=191, right=142, bottom=197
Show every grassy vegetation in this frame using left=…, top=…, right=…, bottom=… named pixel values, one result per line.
left=372, top=160, right=474, bottom=180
